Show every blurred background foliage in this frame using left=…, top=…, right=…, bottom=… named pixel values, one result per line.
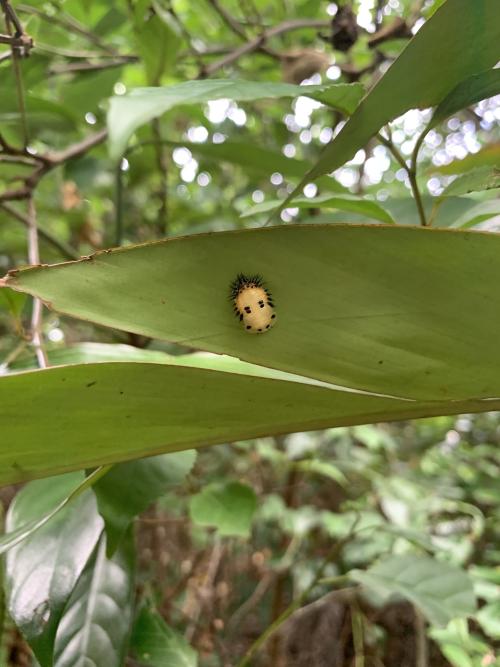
left=0, top=0, right=499, bottom=665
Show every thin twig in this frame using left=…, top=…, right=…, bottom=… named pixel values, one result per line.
left=414, top=607, right=428, bottom=667
left=237, top=517, right=360, bottom=667
left=17, top=3, right=118, bottom=55
left=26, top=197, right=48, bottom=368
left=350, top=597, right=365, bottom=667
left=0, top=129, right=108, bottom=203
left=377, top=130, right=428, bottom=226
left=184, top=538, right=224, bottom=642
left=206, top=0, right=247, bottom=39
left=49, top=56, right=138, bottom=75
left=0, top=202, right=79, bottom=259
left=115, top=163, right=124, bottom=246
left=151, top=118, right=169, bottom=235
left=203, top=18, right=329, bottom=77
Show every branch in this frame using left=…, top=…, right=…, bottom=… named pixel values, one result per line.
left=0, top=202, right=79, bottom=259
left=206, top=0, right=247, bottom=39
left=49, top=56, right=138, bottom=75
left=47, top=128, right=108, bottom=163
left=0, top=129, right=108, bottom=203
left=203, top=18, right=329, bottom=77
left=16, top=3, right=118, bottom=56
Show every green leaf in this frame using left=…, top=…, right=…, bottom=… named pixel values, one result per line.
left=0, top=467, right=108, bottom=555
left=52, top=531, right=135, bottom=667
left=290, top=0, right=500, bottom=188
left=190, top=481, right=257, bottom=536
left=94, top=451, right=196, bottom=555
left=1, top=359, right=498, bottom=486
left=476, top=602, right=500, bottom=639
left=241, top=195, right=395, bottom=224
left=131, top=607, right=198, bottom=667
left=6, top=224, right=500, bottom=402
left=440, top=166, right=500, bottom=197
left=107, top=80, right=364, bottom=159
left=5, top=474, right=104, bottom=665
left=428, top=68, right=500, bottom=131
left=351, top=554, right=476, bottom=626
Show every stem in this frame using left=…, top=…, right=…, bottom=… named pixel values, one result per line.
left=26, top=197, right=48, bottom=368
left=377, top=130, right=428, bottom=227
left=407, top=168, right=428, bottom=226
left=236, top=517, right=360, bottom=667
left=151, top=118, right=169, bottom=236
left=0, top=202, right=79, bottom=259
left=350, top=598, right=365, bottom=667
left=115, top=163, right=124, bottom=246
left=414, top=607, right=428, bottom=667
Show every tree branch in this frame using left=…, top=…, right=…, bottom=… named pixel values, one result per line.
left=0, top=129, right=108, bottom=203
left=0, top=202, right=79, bottom=259
left=203, top=18, right=329, bottom=77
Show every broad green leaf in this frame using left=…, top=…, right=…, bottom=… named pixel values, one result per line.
left=1, top=359, right=489, bottom=486
left=5, top=474, right=104, bottom=665
left=440, top=166, right=500, bottom=198
left=351, top=554, right=476, bottom=626
left=241, top=195, right=395, bottom=224
left=0, top=467, right=108, bottom=555
left=94, top=450, right=196, bottom=555
left=190, top=481, right=257, bottom=536
left=131, top=607, right=198, bottom=667
left=107, top=80, right=364, bottom=159
left=288, top=0, right=500, bottom=190
left=5, top=224, right=500, bottom=401
left=428, top=68, right=500, bottom=131
left=53, top=531, right=135, bottom=667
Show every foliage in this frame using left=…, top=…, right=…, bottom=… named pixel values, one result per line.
left=0, top=0, right=499, bottom=665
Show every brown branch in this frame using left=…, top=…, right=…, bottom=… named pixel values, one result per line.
left=47, top=128, right=108, bottom=163
left=206, top=0, right=247, bottom=40
left=49, top=56, right=138, bottom=75
left=0, top=129, right=108, bottom=202
left=203, top=18, right=329, bottom=77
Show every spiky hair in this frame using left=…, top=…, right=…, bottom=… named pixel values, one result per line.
left=229, top=273, right=266, bottom=300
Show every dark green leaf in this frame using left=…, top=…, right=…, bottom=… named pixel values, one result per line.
left=440, top=166, right=500, bottom=197
left=107, top=80, right=364, bottom=159
left=241, top=195, right=395, bottom=224
left=94, top=451, right=196, bottom=555
left=190, top=481, right=257, bottom=536
left=52, top=531, right=135, bottom=667
left=131, top=607, right=197, bottom=667
left=5, top=474, right=103, bottom=665
left=428, top=68, right=500, bottom=131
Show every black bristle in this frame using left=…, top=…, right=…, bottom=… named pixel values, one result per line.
left=229, top=272, right=267, bottom=300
